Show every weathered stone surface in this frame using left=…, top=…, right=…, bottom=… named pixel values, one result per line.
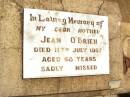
left=0, top=0, right=22, bottom=48
left=123, top=37, right=130, bottom=58
left=0, top=0, right=4, bottom=48
left=0, top=0, right=123, bottom=97
left=0, top=48, right=4, bottom=96
left=58, top=76, right=110, bottom=93
left=120, top=22, right=130, bottom=91
left=0, top=19, right=3, bottom=48
left=62, top=0, right=103, bottom=14
left=109, top=37, right=123, bottom=79
left=93, top=96, right=103, bottom=97
left=104, top=95, right=118, bottom=97
left=118, top=0, right=130, bottom=22
left=121, top=23, right=130, bottom=35
left=121, top=23, right=130, bottom=58
left=0, top=49, right=59, bottom=97
left=105, top=2, right=123, bottom=80
left=109, top=80, right=121, bottom=89
left=100, top=1, right=122, bottom=39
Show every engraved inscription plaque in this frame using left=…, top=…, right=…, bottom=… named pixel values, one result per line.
left=23, top=8, right=109, bottom=78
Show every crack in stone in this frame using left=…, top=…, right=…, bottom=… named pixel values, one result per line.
left=13, top=0, right=23, bottom=8
left=98, top=0, right=104, bottom=15
left=59, top=0, right=64, bottom=10
left=12, top=0, right=23, bottom=13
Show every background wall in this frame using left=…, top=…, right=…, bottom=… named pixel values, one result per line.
left=0, top=0, right=124, bottom=97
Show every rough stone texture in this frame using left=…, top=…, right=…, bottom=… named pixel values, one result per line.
left=100, top=1, right=123, bottom=80
left=118, top=0, right=130, bottom=22
left=104, top=95, right=118, bottom=97
left=109, top=80, right=121, bottom=89
left=7, top=91, right=117, bottom=97
left=100, top=1, right=122, bottom=40
left=0, top=49, right=59, bottom=97
left=123, top=37, right=130, bottom=58
left=118, top=23, right=130, bottom=93
left=1, top=0, right=22, bottom=49
left=109, top=37, right=123, bottom=79
left=121, top=23, right=130, bottom=57
left=0, top=0, right=123, bottom=97
left=0, top=0, right=4, bottom=48
left=121, top=23, right=130, bottom=40
left=93, top=96, right=103, bottom=97
left=62, top=0, right=103, bottom=14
